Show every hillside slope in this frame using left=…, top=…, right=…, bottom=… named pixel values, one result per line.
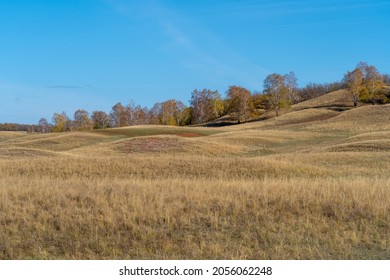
left=291, top=89, right=354, bottom=111
left=1, top=92, right=390, bottom=156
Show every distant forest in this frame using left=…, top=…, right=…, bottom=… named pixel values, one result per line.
left=1, top=62, right=390, bottom=132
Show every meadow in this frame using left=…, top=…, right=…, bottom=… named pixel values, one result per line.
left=1, top=91, right=390, bottom=259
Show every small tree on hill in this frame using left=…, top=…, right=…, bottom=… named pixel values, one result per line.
left=149, top=102, right=162, bottom=125
left=153, top=99, right=187, bottom=126
left=263, top=73, right=290, bottom=117
left=357, top=62, right=385, bottom=104
left=284, top=71, right=299, bottom=104
left=343, top=68, right=364, bottom=107
left=91, top=111, right=111, bottom=129
left=226, top=86, right=253, bottom=124
left=74, top=109, right=92, bottom=131
left=52, top=112, right=70, bottom=133
left=110, top=102, right=129, bottom=127
left=190, top=89, right=224, bottom=124
left=38, top=118, right=50, bottom=133
left=133, top=105, right=150, bottom=125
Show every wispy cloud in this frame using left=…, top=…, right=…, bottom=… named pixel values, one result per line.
left=47, top=85, right=94, bottom=89
left=103, top=0, right=270, bottom=90
left=47, top=85, right=81, bottom=89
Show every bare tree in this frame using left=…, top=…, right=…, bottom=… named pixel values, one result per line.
left=148, top=102, right=162, bottom=125
left=125, top=100, right=137, bottom=126
left=110, top=103, right=129, bottom=127
left=74, top=109, right=92, bottom=131
left=190, top=89, right=224, bottom=124
left=38, top=118, right=50, bottom=133
left=263, top=73, right=289, bottom=117
left=133, top=106, right=150, bottom=125
left=284, top=71, right=299, bottom=104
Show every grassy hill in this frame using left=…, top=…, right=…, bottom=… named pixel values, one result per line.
left=290, top=89, right=354, bottom=111
left=1, top=90, right=390, bottom=259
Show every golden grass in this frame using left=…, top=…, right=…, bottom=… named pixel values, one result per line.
left=11, top=133, right=109, bottom=152
left=306, top=104, right=390, bottom=133
left=291, top=89, right=354, bottom=111
left=1, top=175, right=389, bottom=259
left=0, top=131, right=27, bottom=142
left=1, top=99, right=390, bottom=259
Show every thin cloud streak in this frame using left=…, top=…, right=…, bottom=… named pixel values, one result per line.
left=47, top=85, right=81, bottom=89
left=103, top=0, right=270, bottom=90
left=47, top=85, right=94, bottom=89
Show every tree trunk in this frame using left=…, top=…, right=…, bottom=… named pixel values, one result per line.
left=352, top=93, right=359, bottom=107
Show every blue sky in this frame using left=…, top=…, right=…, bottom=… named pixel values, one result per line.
left=0, top=0, right=389, bottom=124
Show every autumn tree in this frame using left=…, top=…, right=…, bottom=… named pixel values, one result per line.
left=357, top=62, right=385, bottom=104
left=149, top=102, right=163, bottom=125
left=252, top=93, right=272, bottom=113
left=52, top=112, right=70, bottom=133
left=343, top=62, right=386, bottom=106
left=91, top=111, right=111, bottom=129
left=190, top=89, right=224, bottom=124
left=172, top=100, right=187, bottom=126
left=343, top=68, right=364, bottom=107
left=73, top=109, right=91, bottom=131
left=160, top=100, right=177, bottom=125
left=110, top=102, right=129, bottom=127
left=226, top=86, right=253, bottom=124
left=133, top=105, right=150, bottom=125
left=160, top=99, right=186, bottom=126
left=263, top=73, right=290, bottom=117
left=148, top=100, right=188, bottom=126
left=178, top=107, right=192, bottom=126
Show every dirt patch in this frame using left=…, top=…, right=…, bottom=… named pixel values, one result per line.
left=114, top=137, right=182, bottom=153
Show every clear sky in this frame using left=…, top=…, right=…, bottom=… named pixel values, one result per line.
left=1, top=0, right=389, bottom=124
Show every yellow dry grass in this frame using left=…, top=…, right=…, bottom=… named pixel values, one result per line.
left=307, top=104, right=390, bottom=133
left=1, top=94, right=390, bottom=259
left=291, top=89, right=354, bottom=111
left=1, top=176, right=389, bottom=259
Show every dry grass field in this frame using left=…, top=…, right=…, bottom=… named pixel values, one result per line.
left=1, top=91, right=390, bottom=259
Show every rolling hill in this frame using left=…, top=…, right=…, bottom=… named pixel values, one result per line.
left=1, top=89, right=390, bottom=259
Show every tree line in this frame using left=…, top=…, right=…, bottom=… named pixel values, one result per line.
left=1, top=62, right=389, bottom=132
